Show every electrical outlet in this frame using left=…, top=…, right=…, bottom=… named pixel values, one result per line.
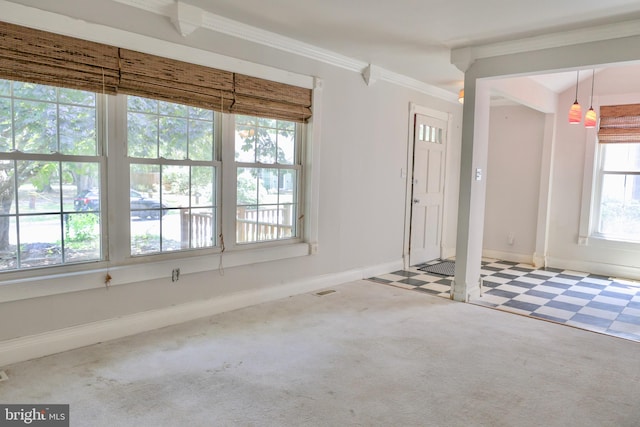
left=171, top=268, right=180, bottom=282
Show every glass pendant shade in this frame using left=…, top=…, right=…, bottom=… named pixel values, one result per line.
left=569, top=101, right=582, bottom=124
left=584, top=107, right=597, bottom=128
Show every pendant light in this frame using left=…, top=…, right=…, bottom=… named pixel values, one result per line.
left=458, top=88, right=464, bottom=104
left=568, top=70, right=582, bottom=124
left=584, top=70, right=597, bottom=128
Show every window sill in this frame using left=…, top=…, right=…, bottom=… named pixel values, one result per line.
left=0, top=242, right=312, bottom=303
left=580, top=234, right=640, bottom=250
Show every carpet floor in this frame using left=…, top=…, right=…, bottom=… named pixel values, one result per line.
left=0, top=280, right=638, bottom=426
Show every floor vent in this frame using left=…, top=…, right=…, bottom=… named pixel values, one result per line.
left=315, top=290, right=336, bottom=296
left=0, top=371, right=8, bottom=382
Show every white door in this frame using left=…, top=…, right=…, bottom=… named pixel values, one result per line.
left=409, top=113, right=447, bottom=265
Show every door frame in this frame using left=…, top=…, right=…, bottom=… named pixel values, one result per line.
left=403, top=103, right=453, bottom=269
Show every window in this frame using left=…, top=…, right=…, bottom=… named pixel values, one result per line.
left=234, top=116, right=301, bottom=243
left=593, top=143, right=640, bottom=241
left=0, top=79, right=103, bottom=271
left=0, top=22, right=312, bottom=276
left=592, top=104, right=640, bottom=242
left=126, top=96, right=218, bottom=255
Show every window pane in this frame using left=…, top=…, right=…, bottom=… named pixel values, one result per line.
left=14, top=100, right=57, bottom=153
left=598, top=174, right=640, bottom=240
left=66, top=162, right=100, bottom=212
left=188, top=207, right=215, bottom=248
left=18, top=214, right=62, bottom=268
left=191, top=166, right=215, bottom=207
left=131, top=214, right=160, bottom=255
left=235, top=125, right=256, bottom=162
left=277, top=125, right=295, bottom=165
left=602, top=143, right=640, bottom=172
left=128, top=96, right=157, bottom=113
left=161, top=208, right=182, bottom=251
left=0, top=97, right=12, bottom=152
left=162, top=165, right=189, bottom=208
left=13, top=82, right=56, bottom=102
left=189, top=119, right=214, bottom=161
left=159, top=116, right=187, bottom=159
left=158, top=100, right=187, bottom=117
left=237, top=167, right=260, bottom=206
left=0, top=216, right=17, bottom=271
left=127, top=112, right=158, bottom=158
left=130, top=164, right=162, bottom=219
left=17, top=161, right=61, bottom=214
left=59, top=104, right=97, bottom=155
left=58, top=88, right=95, bottom=106
left=0, top=80, right=10, bottom=97
left=64, top=212, right=101, bottom=263
left=257, top=128, right=277, bottom=164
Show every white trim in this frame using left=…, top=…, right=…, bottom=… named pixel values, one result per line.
left=304, top=78, right=324, bottom=252
left=482, top=249, right=533, bottom=266
left=0, top=243, right=309, bottom=303
left=0, top=258, right=402, bottom=366
left=451, top=18, right=640, bottom=68
left=108, top=0, right=457, bottom=102
left=546, top=256, right=640, bottom=281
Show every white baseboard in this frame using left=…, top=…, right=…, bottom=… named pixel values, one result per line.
left=546, top=256, right=640, bottom=280
left=482, top=249, right=533, bottom=265
left=0, top=259, right=402, bottom=367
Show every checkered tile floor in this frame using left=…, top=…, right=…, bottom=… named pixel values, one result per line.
left=368, top=259, right=640, bottom=342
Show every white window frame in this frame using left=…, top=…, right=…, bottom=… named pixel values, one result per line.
left=578, top=94, right=640, bottom=249
left=0, top=7, right=321, bottom=303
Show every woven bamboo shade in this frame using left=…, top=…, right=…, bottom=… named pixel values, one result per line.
left=119, top=49, right=235, bottom=112
left=598, top=104, right=640, bottom=143
left=0, top=21, right=312, bottom=121
left=0, top=21, right=119, bottom=94
left=232, top=74, right=312, bottom=122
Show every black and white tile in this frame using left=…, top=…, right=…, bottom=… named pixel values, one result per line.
left=367, top=259, right=640, bottom=342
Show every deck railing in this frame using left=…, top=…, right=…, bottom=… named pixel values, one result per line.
left=180, top=205, right=294, bottom=247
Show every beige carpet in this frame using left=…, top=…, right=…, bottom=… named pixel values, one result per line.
left=0, top=280, right=638, bottom=426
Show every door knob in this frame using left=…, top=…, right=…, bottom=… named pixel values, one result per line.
left=413, top=199, right=419, bottom=204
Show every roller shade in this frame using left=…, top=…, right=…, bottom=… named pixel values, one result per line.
left=0, top=21, right=312, bottom=122
left=232, top=74, right=312, bottom=122
left=118, top=48, right=235, bottom=112
left=0, top=21, right=119, bottom=94
left=598, top=104, right=640, bottom=143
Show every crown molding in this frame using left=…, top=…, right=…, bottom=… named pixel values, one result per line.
left=111, top=0, right=457, bottom=102
left=452, top=18, right=640, bottom=71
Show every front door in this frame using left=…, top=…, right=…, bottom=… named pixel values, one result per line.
left=409, top=113, right=447, bottom=265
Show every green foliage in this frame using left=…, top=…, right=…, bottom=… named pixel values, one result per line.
left=65, top=213, right=99, bottom=243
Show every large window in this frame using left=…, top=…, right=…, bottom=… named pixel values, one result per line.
left=235, top=116, right=300, bottom=244
left=0, top=22, right=312, bottom=276
left=127, top=96, right=218, bottom=255
left=0, top=78, right=305, bottom=272
left=594, top=143, right=640, bottom=241
left=0, top=79, right=102, bottom=271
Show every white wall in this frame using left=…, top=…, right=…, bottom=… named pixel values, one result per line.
left=0, top=0, right=462, bottom=359
left=484, top=105, right=545, bottom=262
left=546, top=67, right=640, bottom=277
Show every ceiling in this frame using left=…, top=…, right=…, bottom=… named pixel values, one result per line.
left=178, top=0, right=640, bottom=95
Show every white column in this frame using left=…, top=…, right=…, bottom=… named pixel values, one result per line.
left=451, top=78, right=491, bottom=302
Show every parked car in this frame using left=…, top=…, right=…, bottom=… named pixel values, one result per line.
left=74, top=189, right=167, bottom=219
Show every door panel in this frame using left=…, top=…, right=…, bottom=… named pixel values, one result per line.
left=410, top=114, right=447, bottom=265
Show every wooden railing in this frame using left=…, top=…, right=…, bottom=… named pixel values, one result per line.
left=180, top=209, right=214, bottom=249
left=180, top=206, right=294, bottom=247
left=236, top=206, right=293, bottom=243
